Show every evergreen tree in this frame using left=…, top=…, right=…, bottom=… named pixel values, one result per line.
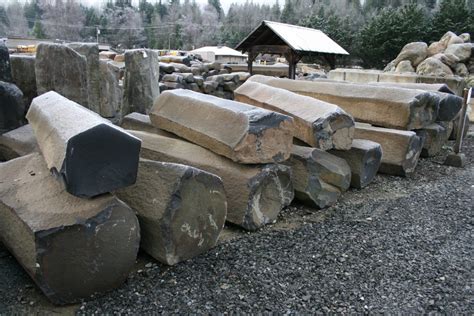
left=281, top=0, right=297, bottom=24
left=430, top=0, right=472, bottom=41
left=32, top=19, right=46, bottom=38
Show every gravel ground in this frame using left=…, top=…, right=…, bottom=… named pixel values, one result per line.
left=1, top=133, right=473, bottom=314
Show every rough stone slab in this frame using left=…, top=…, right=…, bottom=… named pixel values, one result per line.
left=367, top=82, right=462, bottom=121
left=0, top=43, right=12, bottom=82
left=35, top=43, right=89, bottom=108
left=10, top=55, right=37, bottom=109
left=0, top=153, right=140, bottom=305
left=26, top=91, right=141, bottom=197
left=284, top=145, right=350, bottom=208
left=99, top=60, right=122, bottom=119
left=129, top=130, right=294, bottom=231
left=123, top=49, right=160, bottom=115
left=116, top=159, right=226, bottom=265
left=415, top=123, right=451, bottom=157
left=329, top=139, right=382, bottom=189
left=235, top=81, right=354, bottom=150
left=355, top=123, right=423, bottom=176
left=367, top=82, right=455, bottom=94
left=121, top=112, right=177, bottom=138
left=150, top=89, right=294, bottom=164
left=0, top=80, right=25, bottom=134
left=248, top=75, right=439, bottom=130
left=0, top=124, right=38, bottom=161
left=67, top=43, right=101, bottom=115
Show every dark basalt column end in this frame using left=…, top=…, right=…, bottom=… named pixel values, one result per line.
left=34, top=201, right=140, bottom=305
left=62, top=124, right=141, bottom=197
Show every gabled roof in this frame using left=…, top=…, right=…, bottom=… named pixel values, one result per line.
left=191, top=46, right=247, bottom=58
left=236, top=20, right=349, bottom=56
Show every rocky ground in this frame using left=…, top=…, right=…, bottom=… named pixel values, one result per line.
left=1, top=130, right=473, bottom=315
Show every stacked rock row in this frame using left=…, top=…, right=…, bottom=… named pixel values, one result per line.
left=159, top=60, right=251, bottom=99
left=122, top=83, right=383, bottom=215
left=245, top=75, right=463, bottom=177
left=5, top=43, right=162, bottom=127
left=384, top=31, right=473, bottom=79
left=0, top=91, right=232, bottom=304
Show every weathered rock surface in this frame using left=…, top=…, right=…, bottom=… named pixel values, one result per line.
left=0, top=153, right=140, bottom=305
left=116, top=159, right=226, bottom=265
left=415, top=122, right=452, bottom=157
left=416, top=57, right=454, bottom=77
left=367, top=82, right=462, bottom=121
left=284, top=145, right=350, bottom=208
left=150, top=89, right=294, bottom=164
left=249, top=75, right=439, bottom=130
left=454, top=63, right=469, bottom=77
left=394, top=42, right=428, bottom=67
left=99, top=60, right=122, bottom=119
left=444, top=43, right=472, bottom=62
left=395, top=60, right=415, bottom=73
left=123, top=49, right=160, bottom=115
left=354, top=123, right=423, bottom=176
left=10, top=55, right=36, bottom=109
left=67, top=43, right=101, bottom=114
left=0, top=42, right=12, bottom=82
left=0, top=124, right=38, bottom=161
left=440, top=31, right=462, bottom=48
left=459, top=33, right=471, bottom=43
left=35, top=43, right=89, bottom=108
left=329, top=139, right=382, bottom=189
left=234, top=81, right=354, bottom=150
left=0, top=80, right=25, bottom=133
left=26, top=91, right=141, bottom=197
left=121, top=112, right=179, bottom=140
left=431, top=53, right=459, bottom=67
left=129, top=130, right=294, bottom=231
left=427, top=41, right=446, bottom=57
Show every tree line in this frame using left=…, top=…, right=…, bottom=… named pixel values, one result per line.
left=0, top=0, right=473, bottom=68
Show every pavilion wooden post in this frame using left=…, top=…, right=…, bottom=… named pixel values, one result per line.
left=247, top=45, right=301, bottom=79
left=247, top=50, right=256, bottom=76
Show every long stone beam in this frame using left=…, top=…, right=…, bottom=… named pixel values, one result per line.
left=26, top=91, right=141, bottom=197
left=248, top=75, right=439, bottom=130
left=234, top=81, right=354, bottom=151
left=149, top=89, right=294, bottom=164
left=129, top=130, right=294, bottom=231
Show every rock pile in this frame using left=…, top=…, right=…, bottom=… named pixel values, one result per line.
left=384, top=31, right=473, bottom=78
left=159, top=59, right=250, bottom=99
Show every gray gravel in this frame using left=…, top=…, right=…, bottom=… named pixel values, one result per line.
left=1, top=135, right=473, bottom=314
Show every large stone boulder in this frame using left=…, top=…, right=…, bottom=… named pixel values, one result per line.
left=440, top=31, right=463, bottom=47
left=427, top=41, right=446, bottom=57
left=444, top=43, right=472, bottom=62
left=431, top=53, right=459, bottom=68
left=416, top=57, right=454, bottom=77
left=10, top=55, right=37, bottom=109
left=454, top=63, right=469, bottom=77
left=0, top=42, right=11, bottom=82
left=395, top=60, right=415, bottom=73
left=35, top=43, right=89, bottom=108
left=394, top=42, right=428, bottom=67
left=67, top=43, right=101, bottom=115
left=0, top=81, right=25, bottom=133
left=123, top=49, right=160, bottom=115
left=459, top=33, right=471, bottom=43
